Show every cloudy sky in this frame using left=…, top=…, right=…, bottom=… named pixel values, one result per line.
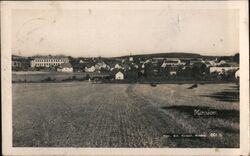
left=12, top=7, right=239, bottom=57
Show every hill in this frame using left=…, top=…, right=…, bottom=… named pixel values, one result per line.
left=116, top=52, right=202, bottom=59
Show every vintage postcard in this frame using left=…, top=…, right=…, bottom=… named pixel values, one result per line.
left=1, top=1, right=249, bottom=155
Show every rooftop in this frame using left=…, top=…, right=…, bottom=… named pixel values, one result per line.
left=33, top=56, right=69, bottom=59
left=62, top=63, right=72, bottom=68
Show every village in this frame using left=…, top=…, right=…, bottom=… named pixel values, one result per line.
left=12, top=52, right=241, bottom=148
left=12, top=53, right=240, bottom=83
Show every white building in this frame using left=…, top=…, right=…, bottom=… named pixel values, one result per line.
left=235, top=69, right=240, bottom=79
left=95, top=62, right=108, bottom=70
left=62, top=63, right=73, bottom=72
left=161, top=59, right=185, bottom=67
left=57, top=63, right=73, bottom=72
left=115, top=71, right=124, bottom=80
left=85, top=66, right=95, bottom=72
left=210, top=66, right=239, bottom=74
left=129, top=56, right=133, bottom=62
left=205, top=60, right=226, bottom=67
left=115, top=64, right=122, bottom=69
left=30, top=56, right=69, bottom=68
left=133, top=64, right=139, bottom=69
left=170, top=71, right=177, bottom=76
left=208, top=60, right=217, bottom=66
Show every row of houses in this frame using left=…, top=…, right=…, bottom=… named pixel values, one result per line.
left=12, top=54, right=240, bottom=80
left=82, top=57, right=239, bottom=80
left=112, top=68, right=240, bottom=81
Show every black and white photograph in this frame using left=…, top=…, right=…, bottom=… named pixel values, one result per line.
left=1, top=1, right=249, bottom=155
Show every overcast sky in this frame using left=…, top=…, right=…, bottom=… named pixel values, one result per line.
left=12, top=8, right=239, bottom=57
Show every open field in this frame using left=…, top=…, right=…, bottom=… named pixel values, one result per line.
left=12, top=71, right=108, bottom=82
left=13, top=82, right=239, bottom=147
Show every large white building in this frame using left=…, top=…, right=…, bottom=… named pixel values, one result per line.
left=30, top=56, right=69, bottom=68
left=161, top=58, right=185, bottom=67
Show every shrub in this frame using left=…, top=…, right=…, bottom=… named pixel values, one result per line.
left=86, top=74, right=90, bottom=80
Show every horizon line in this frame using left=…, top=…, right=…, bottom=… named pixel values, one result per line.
left=12, top=51, right=239, bottom=58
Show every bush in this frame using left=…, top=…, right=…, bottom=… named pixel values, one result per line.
left=43, top=77, right=56, bottom=82
left=62, top=76, right=73, bottom=82
left=45, top=77, right=52, bottom=81
left=86, top=74, right=90, bottom=80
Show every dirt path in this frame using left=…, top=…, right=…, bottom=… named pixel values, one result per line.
left=125, top=85, right=215, bottom=147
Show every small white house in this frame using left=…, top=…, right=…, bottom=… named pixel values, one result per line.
left=218, top=60, right=227, bottom=65
left=129, top=56, right=133, bottom=62
left=170, top=71, right=177, bottom=76
left=208, top=60, right=217, bottom=66
left=59, top=63, right=73, bottom=73
left=235, top=69, right=240, bottom=79
left=210, top=66, right=239, bottom=74
left=134, top=64, right=139, bottom=69
left=85, top=66, right=95, bottom=72
left=115, top=71, right=124, bottom=80
left=115, top=64, right=122, bottom=69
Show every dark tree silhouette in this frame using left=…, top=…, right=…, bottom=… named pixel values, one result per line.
left=144, top=62, right=154, bottom=80
left=192, top=63, right=207, bottom=80
left=86, top=74, right=90, bottom=80
left=233, top=53, right=239, bottom=63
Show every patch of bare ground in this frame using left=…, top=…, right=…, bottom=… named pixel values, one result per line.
left=131, top=84, right=239, bottom=148
left=13, top=83, right=239, bottom=147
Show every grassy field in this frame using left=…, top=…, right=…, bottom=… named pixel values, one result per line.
left=12, top=71, right=108, bottom=82
left=12, top=82, right=239, bottom=147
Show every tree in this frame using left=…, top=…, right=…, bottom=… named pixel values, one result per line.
left=144, top=62, right=154, bottom=80
left=233, top=53, right=239, bottom=63
left=86, top=74, right=90, bottom=80
left=192, top=63, right=207, bottom=80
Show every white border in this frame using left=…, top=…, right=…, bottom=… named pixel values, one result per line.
left=1, top=1, right=249, bottom=155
